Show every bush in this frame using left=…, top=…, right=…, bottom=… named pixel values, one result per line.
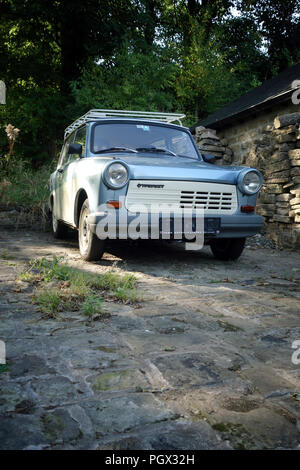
left=0, top=156, right=53, bottom=209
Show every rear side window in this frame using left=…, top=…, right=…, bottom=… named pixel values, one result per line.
left=58, top=132, right=75, bottom=167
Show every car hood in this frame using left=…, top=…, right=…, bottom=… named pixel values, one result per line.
left=111, top=154, right=245, bottom=185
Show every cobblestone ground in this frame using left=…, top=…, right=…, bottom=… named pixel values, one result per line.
left=0, top=229, right=299, bottom=450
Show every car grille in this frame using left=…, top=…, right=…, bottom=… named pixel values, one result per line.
left=125, top=180, right=238, bottom=215
left=180, top=190, right=235, bottom=211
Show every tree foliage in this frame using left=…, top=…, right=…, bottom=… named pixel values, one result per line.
left=0, top=0, right=299, bottom=163
left=238, top=0, right=300, bottom=76
left=70, top=46, right=179, bottom=115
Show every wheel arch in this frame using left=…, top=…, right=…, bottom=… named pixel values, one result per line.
left=49, top=194, right=54, bottom=212
left=74, top=189, right=88, bottom=228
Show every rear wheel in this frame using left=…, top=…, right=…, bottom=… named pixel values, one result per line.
left=78, top=199, right=105, bottom=261
left=210, top=237, right=246, bottom=261
left=51, top=201, right=68, bottom=239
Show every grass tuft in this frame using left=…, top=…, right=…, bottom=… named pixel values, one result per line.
left=32, top=288, right=62, bottom=318
left=20, top=256, right=140, bottom=318
left=82, top=295, right=103, bottom=317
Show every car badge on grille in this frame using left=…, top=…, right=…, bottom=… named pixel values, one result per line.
left=137, top=184, right=164, bottom=189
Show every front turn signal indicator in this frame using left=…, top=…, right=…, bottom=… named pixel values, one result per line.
left=241, top=205, right=255, bottom=213
left=107, top=200, right=122, bottom=209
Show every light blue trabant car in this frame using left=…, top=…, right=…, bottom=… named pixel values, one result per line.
left=49, top=109, right=264, bottom=261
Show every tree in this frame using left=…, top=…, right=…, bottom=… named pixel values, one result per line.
left=69, top=45, right=179, bottom=116
left=159, top=0, right=234, bottom=47
left=174, top=30, right=255, bottom=122
left=1, top=0, right=299, bottom=162
left=0, top=0, right=139, bottom=161
left=238, top=0, right=300, bottom=77
left=213, top=15, right=267, bottom=89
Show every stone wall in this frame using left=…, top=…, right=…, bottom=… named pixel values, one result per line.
left=249, top=112, right=300, bottom=248
left=193, top=105, right=300, bottom=249
left=217, top=101, right=298, bottom=165
left=194, top=126, right=233, bottom=165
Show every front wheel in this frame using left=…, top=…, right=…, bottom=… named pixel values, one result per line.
left=78, top=199, right=105, bottom=261
left=210, top=238, right=246, bottom=261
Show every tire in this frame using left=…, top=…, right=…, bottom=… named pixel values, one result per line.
left=210, top=237, right=246, bottom=261
left=78, top=199, right=105, bottom=261
left=51, top=201, right=68, bottom=239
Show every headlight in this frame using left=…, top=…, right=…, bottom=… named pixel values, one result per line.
left=103, top=162, right=129, bottom=189
left=238, top=170, right=262, bottom=195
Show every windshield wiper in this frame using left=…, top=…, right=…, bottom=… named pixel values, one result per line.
left=94, top=147, right=137, bottom=154
left=136, top=147, right=177, bottom=156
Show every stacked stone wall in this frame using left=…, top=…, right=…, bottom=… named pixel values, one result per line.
left=194, top=105, right=300, bottom=248
left=194, top=126, right=233, bottom=165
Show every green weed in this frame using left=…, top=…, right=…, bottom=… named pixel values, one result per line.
left=20, top=256, right=140, bottom=318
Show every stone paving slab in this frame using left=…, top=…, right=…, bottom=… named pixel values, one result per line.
left=96, top=420, right=232, bottom=450
left=0, top=230, right=299, bottom=449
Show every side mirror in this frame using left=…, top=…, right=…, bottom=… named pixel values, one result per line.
left=202, top=153, right=216, bottom=164
left=68, top=143, right=82, bottom=157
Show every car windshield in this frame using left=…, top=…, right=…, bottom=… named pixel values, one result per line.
left=91, top=122, right=199, bottom=160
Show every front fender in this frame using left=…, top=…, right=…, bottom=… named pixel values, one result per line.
left=71, top=157, right=115, bottom=226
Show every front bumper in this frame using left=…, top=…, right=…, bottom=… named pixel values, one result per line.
left=87, top=210, right=264, bottom=240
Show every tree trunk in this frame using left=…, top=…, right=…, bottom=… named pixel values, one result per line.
left=59, top=1, right=89, bottom=94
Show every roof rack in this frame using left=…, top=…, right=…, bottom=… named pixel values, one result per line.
left=64, top=109, right=186, bottom=138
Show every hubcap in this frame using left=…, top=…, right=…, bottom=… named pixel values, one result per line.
left=80, top=208, right=90, bottom=253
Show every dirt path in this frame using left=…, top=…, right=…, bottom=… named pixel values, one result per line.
left=0, top=229, right=299, bottom=449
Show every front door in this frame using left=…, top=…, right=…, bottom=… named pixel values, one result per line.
left=55, top=126, right=87, bottom=224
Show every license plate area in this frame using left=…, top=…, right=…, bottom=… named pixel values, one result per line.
left=204, top=217, right=221, bottom=235
left=158, top=217, right=220, bottom=239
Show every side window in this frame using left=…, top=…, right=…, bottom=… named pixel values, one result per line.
left=74, top=126, right=86, bottom=158
left=58, top=133, right=75, bottom=167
